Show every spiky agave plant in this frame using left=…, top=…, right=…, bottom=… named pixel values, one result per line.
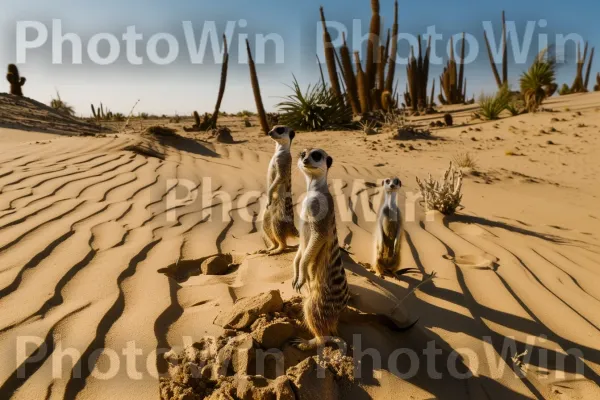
left=478, top=85, right=510, bottom=120
left=520, top=49, right=556, bottom=112
left=277, top=77, right=353, bottom=131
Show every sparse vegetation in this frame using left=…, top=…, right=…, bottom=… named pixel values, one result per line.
left=50, top=91, right=75, bottom=116
left=416, top=162, right=463, bottom=215
left=444, top=113, right=453, bottom=126
left=478, top=86, right=510, bottom=120
left=594, top=73, right=600, bottom=91
left=277, top=77, right=353, bottom=131
left=6, top=64, right=26, bottom=96
left=505, top=99, right=524, bottom=116
left=452, top=152, right=477, bottom=169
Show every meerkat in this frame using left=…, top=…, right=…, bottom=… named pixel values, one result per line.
left=292, top=148, right=349, bottom=351
left=373, top=177, right=403, bottom=277
left=260, top=125, right=299, bottom=255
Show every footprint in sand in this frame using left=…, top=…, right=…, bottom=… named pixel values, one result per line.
left=443, top=253, right=499, bottom=271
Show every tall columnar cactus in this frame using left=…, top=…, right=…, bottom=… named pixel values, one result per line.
left=570, top=42, right=594, bottom=93
left=319, top=7, right=343, bottom=100
left=484, top=11, right=508, bottom=89
left=6, top=64, right=26, bottom=96
left=354, top=52, right=369, bottom=114
left=209, top=35, right=229, bottom=128
left=366, top=0, right=381, bottom=90
left=405, top=36, right=432, bottom=112
left=246, top=39, right=270, bottom=135
left=429, top=79, right=436, bottom=108
left=594, top=73, right=600, bottom=91
left=340, top=34, right=361, bottom=115
left=584, top=46, right=595, bottom=91
left=384, top=0, right=399, bottom=94
left=439, top=34, right=467, bottom=105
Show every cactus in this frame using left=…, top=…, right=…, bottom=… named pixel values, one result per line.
left=366, top=0, right=381, bottom=90
left=209, top=35, right=229, bottom=129
left=484, top=11, right=508, bottom=89
left=319, top=7, right=343, bottom=100
left=91, top=104, right=97, bottom=120
left=439, top=34, right=467, bottom=105
left=339, top=34, right=361, bottom=115
left=584, top=47, right=595, bottom=91
left=570, top=42, right=591, bottom=93
left=385, top=1, right=399, bottom=94
left=354, top=52, right=370, bottom=114
left=595, top=73, right=600, bottom=91
left=246, top=39, right=270, bottom=134
left=6, top=64, right=26, bottom=96
left=405, top=36, right=432, bottom=112
left=429, top=79, right=436, bottom=108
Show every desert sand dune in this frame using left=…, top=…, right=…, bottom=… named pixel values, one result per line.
left=0, top=92, right=599, bottom=399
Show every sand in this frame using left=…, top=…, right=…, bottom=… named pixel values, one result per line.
left=0, top=91, right=599, bottom=399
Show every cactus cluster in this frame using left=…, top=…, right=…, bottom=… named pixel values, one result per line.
left=91, top=103, right=114, bottom=121
left=595, top=73, right=600, bottom=91
left=438, top=34, right=467, bottom=105
left=570, top=42, right=595, bottom=93
left=403, top=36, right=432, bottom=112
left=321, top=0, right=401, bottom=115
left=6, top=64, right=26, bottom=96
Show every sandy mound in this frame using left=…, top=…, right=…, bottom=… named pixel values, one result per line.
left=159, top=291, right=378, bottom=400
left=0, top=93, right=110, bottom=136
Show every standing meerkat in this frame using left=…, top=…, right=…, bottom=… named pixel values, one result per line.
left=292, top=148, right=349, bottom=350
left=373, top=177, right=403, bottom=277
left=260, top=125, right=299, bottom=255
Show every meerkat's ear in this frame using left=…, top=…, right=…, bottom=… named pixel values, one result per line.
left=289, top=130, right=295, bottom=141
left=326, top=156, right=333, bottom=169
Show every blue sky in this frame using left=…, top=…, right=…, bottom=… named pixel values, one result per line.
left=1, top=0, right=598, bottom=116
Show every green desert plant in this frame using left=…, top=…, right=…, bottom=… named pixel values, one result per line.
left=246, top=39, right=270, bottom=134
left=6, top=64, right=26, bottom=96
left=478, top=86, right=510, bottom=120
left=50, top=91, right=75, bottom=116
left=520, top=49, right=556, bottom=112
left=505, top=99, right=524, bottom=116
left=277, top=77, right=353, bottom=131
left=559, top=83, right=571, bottom=96
left=139, top=112, right=149, bottom=119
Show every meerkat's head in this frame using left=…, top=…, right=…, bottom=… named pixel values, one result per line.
left=268, top=125, right=295, bottom=148
left=298, top=148, right=332, bottom=180
left=382, top=177, right=402, bottom=193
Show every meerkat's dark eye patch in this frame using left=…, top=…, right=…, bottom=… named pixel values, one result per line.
left=274, top=126, right=285, bottom=135
left=310, top=151, right=323, bottom=162
left=393, top=178, right=400, bottom=186
left=385, top=179, right=391, bottom=185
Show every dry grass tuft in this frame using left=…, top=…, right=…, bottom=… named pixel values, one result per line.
left=452, top=152, right=478, bottom=169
